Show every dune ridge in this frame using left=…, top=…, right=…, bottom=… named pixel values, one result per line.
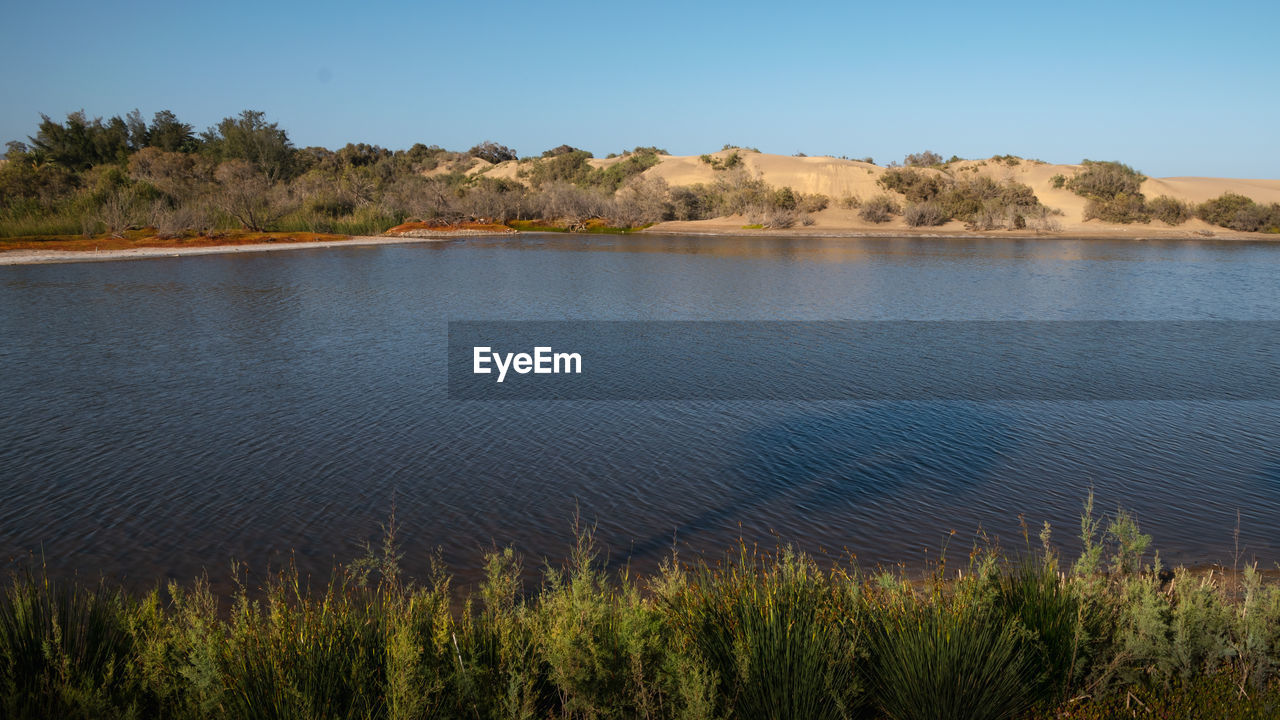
left=473, top=150, right=1280, bottom=238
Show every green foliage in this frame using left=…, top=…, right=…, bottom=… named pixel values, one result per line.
left=467, top=141, right=517, bottom=164
left=877, top=169, right=1051, bottom=230
left=866, top=595, right=1034, bottom=720
left=664, top=546, right=862, bottom=720
left=1148, top=195, right=1192, bottom=225
left=28, top=110, right=134, bottom=171
left=1066, top=160, right=1146, bottom=200
left=0, top=574, right=138, bottom=719
left=518, top=150, right=595, bottom=188
left=1065, top=161, right=1154, bottom=223
left=1050, top=174, right=1066, bottom=189
left=879, top=167, right=946, bottom=202
left=588, top=149, right=663, bottom=193
left=904, top=150, right=944, bottom=167
left=699, top=151, right=742, bottom=171
left=1083, top=193, right=1151, bottom=224
left=4, top=499, right=1280, bottom=718
left=201, top=110, right=296, bottom=182
left=1197, top=192, right=1280, bottom=232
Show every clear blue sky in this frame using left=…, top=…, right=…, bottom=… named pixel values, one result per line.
left=3, top=0, right=1277, bottom=178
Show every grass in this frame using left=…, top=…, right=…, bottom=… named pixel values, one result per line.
left=4, top=500, right=1280, bottom=719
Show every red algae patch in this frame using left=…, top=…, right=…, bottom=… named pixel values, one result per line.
left=0, top=229, right=351, bottom=253
left=383, top=220, right=516, bottom=237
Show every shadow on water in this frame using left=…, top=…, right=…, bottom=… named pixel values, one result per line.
left=623, top=401, right=1019, bottom=565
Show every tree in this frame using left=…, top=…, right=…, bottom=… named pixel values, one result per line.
left=468, top=141, right=517, bottom=164
left=202, top=110, right=296, bottom=182
left=147, top=110, right=197, bottom=152
left=28, top=110, right=131, bottom=170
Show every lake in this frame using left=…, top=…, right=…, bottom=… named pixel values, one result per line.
left=3, top=233, right=1280, bottom=591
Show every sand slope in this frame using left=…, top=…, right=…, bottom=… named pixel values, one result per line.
left=464, top=150, right=1279, bottom=237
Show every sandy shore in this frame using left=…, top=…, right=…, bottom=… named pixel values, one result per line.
left=0, top=233, right=494, bottom=266
left=640, top=218, right=1276, bottom=242
left=6, top=224, right=1278, bottom=267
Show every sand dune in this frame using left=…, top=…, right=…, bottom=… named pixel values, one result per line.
left=464, top=150, right=1279, bottom=238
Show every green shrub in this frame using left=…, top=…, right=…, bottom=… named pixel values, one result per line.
left=1083, top=193, right=1151, bottom=224
left=0, top=575, right=138, bottom=719
left=1065, top=160, right=1146, bottom=200
left=904, top=150, right=944, bottom=167
left=664, top=546, right=863, bottom=720
left=1148, top=195, right=1192, bottom=225
left=1196, top=192, right=1280, bottom=232
left=996, top=558, right=1091, bottom=705
left=879, top=167, right=946, bottom=202
left=1050, top=174, right=1066, bottom=189
left=866, top=597, right=1034, bottom=720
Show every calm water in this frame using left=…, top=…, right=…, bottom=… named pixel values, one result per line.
left=3, top=234, right=1280, bottom=591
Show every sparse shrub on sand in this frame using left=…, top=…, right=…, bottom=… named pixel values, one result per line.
left=904, top=201, right=947, bottom=227
left=904, top=150, right=944, bottom=167
left=860, top=194, right=900, bottom=223
left=1065, top=160, right=1153, bottom=223
left=879, top=167, right=947, bottom=203
left=1083, top=193, right=1150, bottom=224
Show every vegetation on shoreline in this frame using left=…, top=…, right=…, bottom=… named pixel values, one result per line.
left=4, top=496, right=1280, bottom=719
left=4, top=111, right=1280, bottom=244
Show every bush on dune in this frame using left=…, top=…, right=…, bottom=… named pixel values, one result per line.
left=1197, top=192, right=1280, bottom=233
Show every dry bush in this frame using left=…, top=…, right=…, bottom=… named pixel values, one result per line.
left=711, top=169, right=772, bottom=215
left=838, top=194, right=862, bottom=209
left=859, top=194, right=900, bottom=223
left=154, top=201, right=215, bottom=237
left=797, top=193, right=829, bottom=213
left=904, top=201, right=947, bottom=227
left=609, top=176, right=671, bottom=227
left=668, top=186, right=713, bottom=221
left=127, top=148, right=213, bottom=200
left=532, top=182, right=611, bottom=225
left=212, top=160, right=295, bottom=230
left=93, top=189, right=135, bottom=237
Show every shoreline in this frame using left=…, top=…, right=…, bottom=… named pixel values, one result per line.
left=0, top=233, right=475, bottom=266
left=4, top=225, right=1279, bottom=267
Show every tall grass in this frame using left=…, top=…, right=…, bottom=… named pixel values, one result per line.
left=3, top=502, right=1280, bottom=718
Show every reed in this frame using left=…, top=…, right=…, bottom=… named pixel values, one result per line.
left=3, top=501, right=1280, bottom=718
